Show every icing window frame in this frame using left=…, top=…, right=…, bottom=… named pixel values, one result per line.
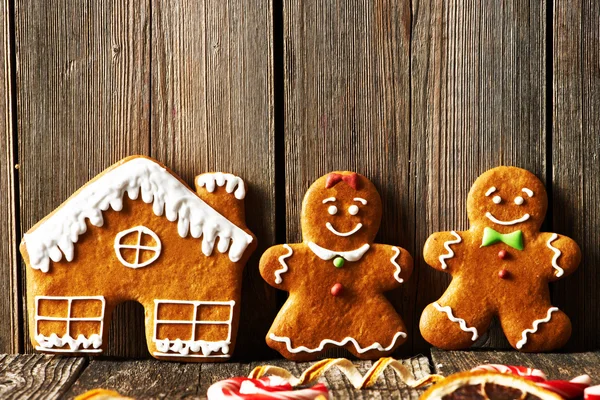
left=114, top=226, right=162, bottom=269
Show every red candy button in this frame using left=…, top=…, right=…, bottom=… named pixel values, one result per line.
left=331, top=283, right=343, bottom=296
left=498, top=269, right=509, bottom=279
left=498, top=250, right=507, bottom=259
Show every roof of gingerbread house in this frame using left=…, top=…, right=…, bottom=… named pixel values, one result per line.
left=23, top=157, right=253, bottom=272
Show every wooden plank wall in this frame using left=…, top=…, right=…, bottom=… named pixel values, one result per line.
left=0, top=0, right=598, bottom=358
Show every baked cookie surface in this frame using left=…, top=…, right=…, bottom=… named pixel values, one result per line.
left=260, top=172, right=413, bottom=361
left=420, top=166, right=581, bottom=351
left=21, top=155, right=256, bottom=361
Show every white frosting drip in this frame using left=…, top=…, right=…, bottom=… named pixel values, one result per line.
left=35, top=333, right=102, bottom=351
left=23, top=158, right=253, bottom=272
left=546, top=233, right=564, bottom=277
left=439, top=231, right=462, bottom=270
left=391, top=246, right=403, bottom=283
left=516, top=307, right=559, bottom=349
left=269, top=331, right=406, bottom=354
left=485, top=212, right=530, bottom=226
left=155, top=338, right=230, bottom=357
left=307, top=242, right=370, bottom=262
left=275, top=244, right=293, bottom=284
left=433, top=302, right=478, bottom=341
left=196, top=172, right=246, bottom=200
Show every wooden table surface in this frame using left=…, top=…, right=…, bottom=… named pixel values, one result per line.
left=1, top=350, right=599, bottom=399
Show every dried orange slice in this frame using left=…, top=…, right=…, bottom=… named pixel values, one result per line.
left=421, top=371, right=563, bottom=400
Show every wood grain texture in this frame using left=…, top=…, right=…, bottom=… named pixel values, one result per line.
left=150, top=0, right=276, bottom=360
left=553, top=0, right=600, bottom=351
left=283, top=0, right=413, bottom=357
left=15, top=0, right=151, bottom=355
left=410, top=0, right=548, bottom=352
left=431, top=349, right=600, bottom=383
left=66, top=357, right=430, bottom=399
left=65, top=359, right=201, bottom=399
left=0, top=354, right=86, bottom=400
left=0, top=0, right=19, bottom=353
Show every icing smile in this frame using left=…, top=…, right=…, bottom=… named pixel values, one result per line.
left=325, top=222, right=363, bottom=237
left=485, top=212, right=530, bottom=226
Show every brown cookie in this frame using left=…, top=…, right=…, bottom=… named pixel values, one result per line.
left=420, top=166, right=581, bottom=351
left=260, top=171, right=413, bottom=361
left=20, top=155, right=256, bottom=361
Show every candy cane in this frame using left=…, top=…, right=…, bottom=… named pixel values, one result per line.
left=585, top=385, right=600, bottom=400
left=207, top=376, right=330, bottom=400
left=472, top=364, right=591, bottom=399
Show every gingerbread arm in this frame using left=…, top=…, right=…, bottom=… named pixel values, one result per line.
left=259, top=244, right=297, bottom=291
left=367, top=244, right=413, bottom=291
left=423, top=230, right=464, bottom=273
left=541, top=232, right=581, bottom=281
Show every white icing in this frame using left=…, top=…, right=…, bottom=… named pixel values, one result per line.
left=485, top=187, right=497, bottom=196
left=24, top=158, right=253, bottom=272
left=391, top=246, right=403, bottom=283
left=516, top=307, right=559, bottom=349
left=514, top=196, right=524, bottom=205
left=196, top=172, right=246, bottom=200
left=275, top=244, right=293, bottom=284
left=522, top=188, right=534, bottom=197
left=348, top=205, right=359, bottom=215
left=35, top=295, right=105, bottom=353
left=328, top=205, right=338, bottom=215
left=485, top=212, right=530, bottom=226
left=153, top=299, right=234, bottom=358
left=546, top=233, right=564, bottom=277
left=114, top=226, right=161, bottom=268
left=439, top=231, right=462, bottom=270
left=269, top=331, right=406, bottom=354
left=433, top=302, right=478, bottom=341
left=307, top=242, right=370, bottom=262
left=353, top=197, right=367, bottom=205
left=325, top=222, right=363, bottom=237
left=322, top=197, right=336, bottom=204
left=492, top=195, right=502, bottom=204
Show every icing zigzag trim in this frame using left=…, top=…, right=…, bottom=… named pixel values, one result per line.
left=433, top=302, right=479, bottom=341
left=439, top=231, right=462, bottom=269
left=274, top=244, right=293, bottom=284
left=516, top=307, right=559, bottom=350
left=391, top=246, right=403, bottom=283
left=269, top=332, right=406, bottom=355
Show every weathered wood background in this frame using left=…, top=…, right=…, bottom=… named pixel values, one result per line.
left=0, top=0, right=598, bottom=359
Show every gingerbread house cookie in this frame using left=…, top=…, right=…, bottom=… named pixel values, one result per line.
left=420, top=166, right=581, bottom=352
left=260, top=172, right=413, bottom=361
left=21, top=156, right=256, bottom=361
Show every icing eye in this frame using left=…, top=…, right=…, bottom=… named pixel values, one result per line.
left=514, top=196, right=524, bottom=205
left=492, top=196, right=502, bottom=204
left=328, top=205, right=338, bottom=215
left=348, top=205, right=359, bottom=215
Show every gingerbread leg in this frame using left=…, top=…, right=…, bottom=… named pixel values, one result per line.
left=499, top=302, right=571, bottom=352
left=419, top=290, right=492, bottom=350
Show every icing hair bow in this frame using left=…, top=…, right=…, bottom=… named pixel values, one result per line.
left=325, top=173, right=359, bottom=190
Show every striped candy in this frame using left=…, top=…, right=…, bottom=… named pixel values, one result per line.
left=207, top=376, right=330, bottom=400
left=585, top=385, right=600, bottom=400
left=471, top=364, right=591, bottom=399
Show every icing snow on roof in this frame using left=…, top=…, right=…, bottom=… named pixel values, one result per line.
left=24, top=158, right=253, bottom=272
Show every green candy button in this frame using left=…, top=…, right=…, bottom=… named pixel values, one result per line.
left=333, top=257, right=345, bottom=268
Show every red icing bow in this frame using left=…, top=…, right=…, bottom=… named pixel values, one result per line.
left=325, top=173, right=359, bottom=190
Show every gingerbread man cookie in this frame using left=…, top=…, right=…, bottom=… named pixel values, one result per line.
left=420, top=166, right=581, bottom=352
left=260, top=172, right=413, bottom=361
left=21, top=156, right=256, bottom=361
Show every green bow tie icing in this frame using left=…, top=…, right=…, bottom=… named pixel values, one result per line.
left=481, top=227, right=524, bottom=251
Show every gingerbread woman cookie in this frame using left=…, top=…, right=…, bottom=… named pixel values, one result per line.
left=260, top=172, right=413, bottom=361
left=21, top=156, right=256, bottom=361
left=420, top=166, right=581, bottom=352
